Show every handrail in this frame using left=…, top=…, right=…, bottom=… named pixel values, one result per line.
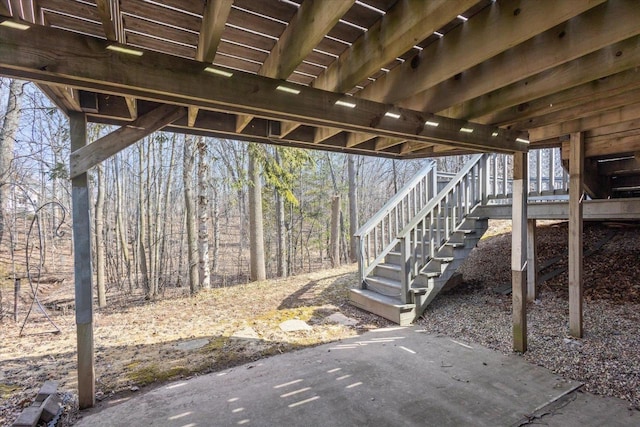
left=396, top=154, right=485, bottom=303
left=397, top=154, right=483, bottom=238
left=355, top=160, right=437, bottom=285
left=355, top=160, right=436, bottom=237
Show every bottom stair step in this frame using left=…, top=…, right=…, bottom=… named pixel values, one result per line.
left=349, top=288, right=416, bottom=326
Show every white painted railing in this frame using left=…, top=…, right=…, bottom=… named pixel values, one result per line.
left=396, top=154, right=485, bottom=303
left=355, top=160, right=437, bottom=284
left=486, top=147, right=569, bottom=201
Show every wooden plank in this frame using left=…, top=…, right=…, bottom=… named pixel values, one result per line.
left=568, top=132, right=584, bottom=338
left=359, top=0, right=603, bottom=104
left=346, top=132, right=376, bottom=148
left=313, top=0, right=475, bottom=93
left=95, top=0, right=116, bottom=41
left=479, top=68, right=640, bottom=127
left=70, top=104, right=185, bottom=178
left=508, top=87, right=640, bottom=131
left=405, top=0, right=639, bottom=114
left=187, top=106, right=198, bottom=127
left=512, top=152, right=527, bottom=353
left=0, top=24, right=527, bottom=153
left=69, top=112, right=95, bottom=409
left=261, top=0, right=353, bottom=79
left=125, top=96, right=137, bottom=119
left=526, top=219, right=537, bottom=302
left=314, top=127, right=342, bottom=144
left=532, top=102, right=640, bottom=143
left=120, top=0, right=201, bottom=32
left=561, top=128, right=640, bottom=160
left=443, top=35, right=640, bottom=122
left=196, top=0, right=233, bottom=63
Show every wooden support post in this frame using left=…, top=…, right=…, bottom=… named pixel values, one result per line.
left=569, top=132, right=584, bottom=338
left=512, top=152, right=528, bottom=353
left=70, top=112, right=95, bottom=409
left=527, top=219, right=538, bottom=302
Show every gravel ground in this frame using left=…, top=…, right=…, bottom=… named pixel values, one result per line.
left=417, top=220, right=640, bottom=408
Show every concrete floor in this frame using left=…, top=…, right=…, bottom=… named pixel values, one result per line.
left=76, top=327, right=637, bottom=426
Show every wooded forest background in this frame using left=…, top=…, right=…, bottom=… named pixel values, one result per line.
left=0, top=78, right=468, bottom=314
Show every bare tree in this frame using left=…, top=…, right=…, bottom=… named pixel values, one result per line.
left=348, top=154, right=358, bottom=263
left=94, top=163, right=106, bottom=307
left=197, top=137, right=210, bottom=289
left=183, top=136, right=199, bottom=294
left=248, top=143, right=265, bottom=281
left=0, top=79, right=24, bottom=246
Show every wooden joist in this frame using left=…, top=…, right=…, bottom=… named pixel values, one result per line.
left=0, top=24, right=527, bottom=154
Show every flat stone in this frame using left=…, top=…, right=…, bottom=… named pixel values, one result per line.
left=325, top=312, right=358, bottom=326
left=279, top=319, right=312, bottom=332
left=232, top=327, right=260, bottom=340
left=175, top=338, right=209, bottom=351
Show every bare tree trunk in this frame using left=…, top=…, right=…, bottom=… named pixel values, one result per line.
left=138, top=143, right=150, bottom=298
left=95, top=164, right=107, bottom=307
left=211, top=182, right=220, bottom=275
left=248, top=144, right=266, bottom=281
left=114, top=155, right=132, bottom=291
left=348, top=155, right=358, bottom=263
left=183, top=136, right=199, bottom=294
left=197, top=137, right=211, bottom=289
left=274, top=149, right=287, bottom=277
left=0, top=79, right=24, bottom=247
left=329, top=195, right=340, bottom=268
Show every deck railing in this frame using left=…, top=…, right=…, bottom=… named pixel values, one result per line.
left=486, top=147, right=569, bottom=201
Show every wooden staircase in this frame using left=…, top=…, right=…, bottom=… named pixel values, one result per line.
left=350, top=154, right=488, bottom=325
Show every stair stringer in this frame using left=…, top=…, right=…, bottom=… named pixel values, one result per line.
left=411, top=216, right=489, bottom=319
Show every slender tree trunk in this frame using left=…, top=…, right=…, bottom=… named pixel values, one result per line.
left=211, top=182, right=220, bottom=275
left=197, top=137, right=211, bottom=289
left=274, top=149, right=287, bottom=277
left=0, top=79, right=24, bottom=247
left=114, top=155, right=132, bottom=291
left=348, top=155, right=358, bottom=262
left=329, top=195, right=341, bottom=268
left=248, top=144, right=266, bottom=281
left=183, top=136, right=199, bottom=294
left=95, top=164, right=107, bottom=307
left=138, top=144, right=150, bottom=297
left=159, top=135, right=176, bottom=289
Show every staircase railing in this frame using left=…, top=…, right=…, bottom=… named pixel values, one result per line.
left=396, top=154, right=485, bottom=303
left=355, top=160, right=437, bottom=285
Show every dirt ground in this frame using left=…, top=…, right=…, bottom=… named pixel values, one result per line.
left=0, top=264, right=389, bottom=425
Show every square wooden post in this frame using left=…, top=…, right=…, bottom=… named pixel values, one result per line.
left=70, top=112, right=95, bottom=409
left=512, top=152, right=528, bottom=353
left=569, top=132, right=584, bottom=338
left=527, top=219, right=538, bottom=302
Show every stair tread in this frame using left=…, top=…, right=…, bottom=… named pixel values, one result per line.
left=366, top=275, right=401, bottom=288
left=376, top=263, right=401, bottom=271
left=350, top=288, right=414, bottom=309
left=420, top=270, right=441, bottom=278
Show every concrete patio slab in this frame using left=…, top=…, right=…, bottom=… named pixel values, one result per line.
left=75, top=327, right=637, bottom=426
